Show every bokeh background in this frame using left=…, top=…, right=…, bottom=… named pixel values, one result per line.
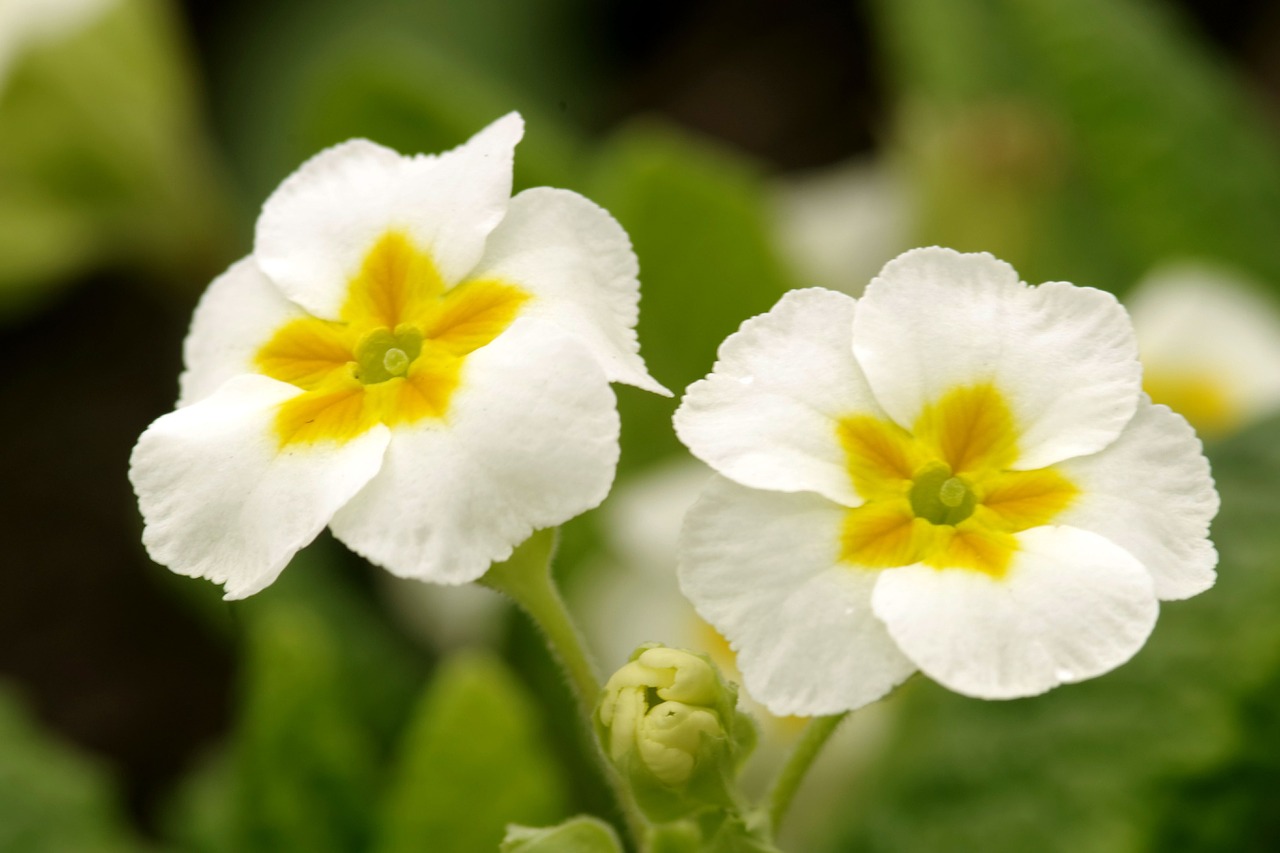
left=4, top=0, right=1280, bottom=850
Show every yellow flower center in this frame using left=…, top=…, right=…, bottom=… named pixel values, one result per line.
left=254, top=231, right=528, bottom=446
left=837, top=383, right=1077, bottom=577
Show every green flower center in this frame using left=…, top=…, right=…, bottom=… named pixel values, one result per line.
left=909, top=462, right=977, bottom=525
left=353, top=325, right=424, bottom=384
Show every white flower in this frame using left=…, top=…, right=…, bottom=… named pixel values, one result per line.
left=130, top=114, right=668, bottom=599
left=1128, top=262, right=1280, bottom=439
left=675, top=247, right=1219, bottom=715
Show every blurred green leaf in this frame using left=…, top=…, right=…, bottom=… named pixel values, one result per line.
left=214, top=0, right=590, bottom=201
left=873, top=0, right=1280, bottom=296
left=375, top=653, right=569, bottom=853
left=0, top=684, right=144, bottom=853
left=590, top=120, right=798, bottom=471
left=293, top=38, right=584, bottom=193
left=224, top=545, right=421, bottom=853
left=0, top=0, right=235, bottom=318
left=831, top=415, right=1280, bottom=852
left=501, top=815, right=623, bottom=853
left=161, top=749, right=237, bottom=853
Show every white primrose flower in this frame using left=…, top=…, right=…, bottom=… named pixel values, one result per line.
left=675, top=247, right=1219, bottom=716
left=1129, top=262, right=1280, bottom=439
left=130, top=114, right=668, bottom=599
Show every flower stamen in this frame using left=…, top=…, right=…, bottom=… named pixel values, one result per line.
left=909, top=462, right=976, bottom=525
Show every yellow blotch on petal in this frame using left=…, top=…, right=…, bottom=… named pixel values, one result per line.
left=838, top=416, right=921, bottom=500
left=977, top=468, right=1077, bottom=532
left=913, top=382, right=1018, bottom=473
left=840, top=501, right=927, bottom=568
left=341, top=231, right=445, bottom=331
left=255, top=231, right=528, bottom=448
left=836, top=382, right=1075, bottom=579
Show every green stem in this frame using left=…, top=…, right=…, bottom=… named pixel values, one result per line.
left=764, top=712, right=849, bottom=835
left=480, top=529, right=649, bottom=847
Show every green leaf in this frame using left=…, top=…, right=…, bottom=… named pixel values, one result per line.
left=0, top=684, right=144, bottom=853
left=216, top=0, right=587, bottom=202
left=501, top=816, right=623, bottom=853
left=0, top=0, right=234, bottom=318
left=226, top=545, right=421, bottom=853
left=589, top=121, right=798, bottom=471
left=375, top=653, right=569, bottom=853
left=831, top=415, right=1280, bottom=852
left=872, top=0, right=1280, bottom=296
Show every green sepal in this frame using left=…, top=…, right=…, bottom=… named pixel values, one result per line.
left=500, top=816, right=622, bottom=853
left=699, top=812, right=782, bottom=853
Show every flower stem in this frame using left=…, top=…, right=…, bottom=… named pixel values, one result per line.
left=480, top=529, right=649, bottom=846
left=764, top=712, right=849, bottom=834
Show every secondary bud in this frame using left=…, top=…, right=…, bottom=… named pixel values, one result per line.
left=596, top=644, right=754, bottom=821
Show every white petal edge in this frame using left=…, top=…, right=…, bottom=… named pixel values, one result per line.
left=178, top=256, right=307, bottom=407
left=1056, top=397, right=1219, bottom=600
left=870, top=526, right=1159, bottom=700
left=129, top=375, right=391, bottom=600
left=330, top=319, right=620, bottom=584
left=679, top=476, right=916, bottom=716
left=467, top=187, right=670, bottom=395
left=254, top=113, right=524, bottom=318
left=854, top=248, right=1142, bottom=469
left=675, top=288, right=888, bottom=507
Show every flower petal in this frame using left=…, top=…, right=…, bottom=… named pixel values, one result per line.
left=1056, top=398, right=1219, bottom=600
left=178, top=256, right=307, bottom=406
left=854, top=248, right=1142, bottom=469
left=329, top=320, right=619, bottom=584
left=1130, top=263, right=1280, bottom=435
left=871, top=526, right=1158, bottom=700
left=466, top=187, right=669, bottom=395
left=255, top=114, right=524, bottom=318
left=129, top=375, right=390, bottom=599
left=675, top=288, right=887, bottom=507
left=679, top=476, right=916, bottom=715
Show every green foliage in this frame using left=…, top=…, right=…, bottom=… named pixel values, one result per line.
left=830, top=415, right=1280, bottom=853
left=873, top=0, right=1280, bottom=296
left=589, top=121, right=798, bottom=471
left=375, top=653, right=570, bottom=853
left=210, top=547, right=421, bottom=853
left=501, top=815, right=623, bottom=853
left=213, top=0, right=592, bottom=201
left=0, top=686, right=144, bottom=853
left=0, top=0, right=234, bottom=318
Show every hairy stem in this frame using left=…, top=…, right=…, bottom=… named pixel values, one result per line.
left=480, top=529, right=649, bottom=847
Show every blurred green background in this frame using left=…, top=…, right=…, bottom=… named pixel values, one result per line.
left=3, top=0, right=1280, bottom=850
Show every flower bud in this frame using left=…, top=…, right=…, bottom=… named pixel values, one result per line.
left=596, top=644, right=755, bottom=821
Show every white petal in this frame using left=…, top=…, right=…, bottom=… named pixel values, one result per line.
left=255, top=114, right=525, bottom=318
left=854, top=248, right=1142, bottom=469
left=178, top=256, right=305, bottom=407
left=129, top=375, right=390, bottom=600
left=1129, top=263, right=1280, bottom=426
left=675, top=288, right=887, bottom=506
left=679, top=476, right=916, bottom=716
left=467, top=187, right=669, bottom=395
left=871, top=526, right=1158, bottom=700
left=1056, top=398, right=1219, bottom=600
left=330, top=320, right=619, bottom=584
